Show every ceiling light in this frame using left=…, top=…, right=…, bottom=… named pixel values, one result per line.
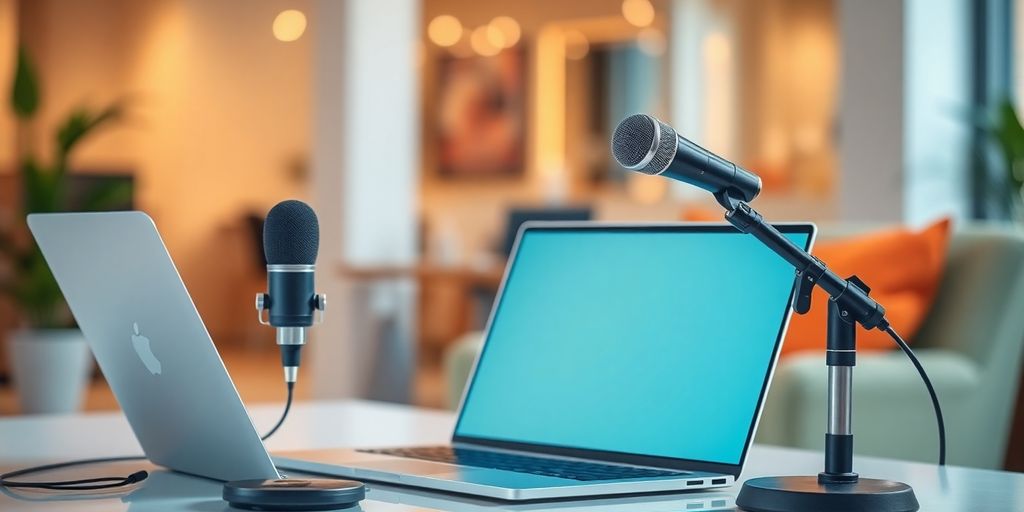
left=487, top=16, right=521, bottom=48
left=273, top=9, right=307, bottom=42
left=471, top=26, right=501, bottom=57
left=622, top=0, right=655, bottom=28
left=428, top=15, right=463, bottom=47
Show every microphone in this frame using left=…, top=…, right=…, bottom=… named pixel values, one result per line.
left=256, top=200, right=326, bottom=384
left=611, top=113, right=762, bottom=203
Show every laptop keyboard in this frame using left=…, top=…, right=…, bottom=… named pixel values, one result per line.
left=358, top=446, right=687, bottom=482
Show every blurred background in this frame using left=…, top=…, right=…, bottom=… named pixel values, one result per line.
left=1, top=0, right=1023, bottom=473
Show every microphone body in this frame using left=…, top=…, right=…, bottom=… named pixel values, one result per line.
left=257, top=200, right=326, bottom=384
left=266, top=265, right=316, bottom=327
left=611, top=113, right=761, bottom=202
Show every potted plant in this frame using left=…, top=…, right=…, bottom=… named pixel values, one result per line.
left=977, top=99, right=1024, bottom=223
left=0, top=46, right=130, bottom=414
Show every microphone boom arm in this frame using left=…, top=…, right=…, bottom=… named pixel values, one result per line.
left=714, top=190, right=887, bottom=331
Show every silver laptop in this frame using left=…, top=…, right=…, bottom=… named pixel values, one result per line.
left=274, top=221, right=816, bottom=500
left=28, top=212, right=281, bottom=482
left=30, top=212, right=814, bottom=501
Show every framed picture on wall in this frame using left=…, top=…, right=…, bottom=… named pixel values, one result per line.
left=436, top=48, right=525, bottom=179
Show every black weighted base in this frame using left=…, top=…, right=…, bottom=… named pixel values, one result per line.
left=223, top=478, right=365, bottom=511
left=736, top=476, right=918, bottom=512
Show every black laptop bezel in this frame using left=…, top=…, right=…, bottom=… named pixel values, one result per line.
left=450, top=222, right=817, bottom=479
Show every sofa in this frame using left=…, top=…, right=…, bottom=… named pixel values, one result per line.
left=443, top=224, right=1024, bottom=469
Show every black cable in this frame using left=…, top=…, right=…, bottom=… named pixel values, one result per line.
left=261, top=381, right=295, bottom=442
left=884, top=325, right=947, bottom=466
left=0, top=457, right=148, bottom=491
left=2, top=382, right=295, bottom=492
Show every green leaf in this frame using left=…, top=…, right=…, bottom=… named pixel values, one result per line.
left=20, top=157, right=62, bottom=213
left=80, top=180, right=133, bottom=211
left=10, top=245, right=66, bottom=328
left=10, top=45, right=40, bottom=119
left=55, top=102, right=124, bottom=171
left=994, top=101, right=1024, bottom=187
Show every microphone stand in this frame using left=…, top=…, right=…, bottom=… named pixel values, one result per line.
left=713, top=191, right=919, bottom=512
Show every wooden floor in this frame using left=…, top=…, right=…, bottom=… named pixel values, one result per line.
left=0, top=347, right=447, bottom=416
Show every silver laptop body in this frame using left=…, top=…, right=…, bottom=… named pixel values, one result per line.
left=275, top=221, right=816, bottom=500
left=28, top=212, right=280, bottom=482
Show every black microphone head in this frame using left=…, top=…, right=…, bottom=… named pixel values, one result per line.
left=264, top=200, right=320, bottom=265
left=611, top=113, right=676, bottom=175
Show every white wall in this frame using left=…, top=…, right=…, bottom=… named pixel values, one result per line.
left=839, top=0, right=971, bottom=225
left=837, top=0, right=905, bottom=223
left=310, top=0, right=420, bottom=400
left=904, top=0, right=970, bottom=225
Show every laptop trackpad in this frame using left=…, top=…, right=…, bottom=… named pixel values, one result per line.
left=355, top=459, right=460, bottom=476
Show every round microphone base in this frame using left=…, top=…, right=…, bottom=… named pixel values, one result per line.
left=736, top=476, right=918, bottom=512
left=223, top=478, right=365, bottom=511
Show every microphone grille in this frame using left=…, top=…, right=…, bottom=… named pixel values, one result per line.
left=263, top=200, right=320, bottom=265
left=611, top=114, right=676, bottom=175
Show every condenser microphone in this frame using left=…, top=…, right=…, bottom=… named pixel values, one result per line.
left=256, top=200, right=326, bottom=384
left=611, top=113, right=762, bottom=202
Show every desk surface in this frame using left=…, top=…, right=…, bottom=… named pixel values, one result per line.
left=1, top=400, right=1021, bottom=511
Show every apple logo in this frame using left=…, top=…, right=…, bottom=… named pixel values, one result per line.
left=131, top=322, right=162, bottom=375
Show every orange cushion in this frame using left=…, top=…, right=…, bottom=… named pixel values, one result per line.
left=680, top=206, right=723, bottom=222
left=781, top=218, right=952, bottom=355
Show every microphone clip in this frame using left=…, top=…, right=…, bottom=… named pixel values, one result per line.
left=255, top=292, right=327, bottom=326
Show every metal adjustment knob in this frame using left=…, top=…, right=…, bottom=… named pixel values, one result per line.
left=314, top=293, right=327, bottom=324
left=256, top=293, right=270, bottom=325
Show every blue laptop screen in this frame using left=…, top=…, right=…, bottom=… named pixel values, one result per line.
left=453, top=226, right=813, bottom=466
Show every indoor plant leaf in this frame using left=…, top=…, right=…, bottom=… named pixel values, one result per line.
left=21, top=157, right=61, bottom=214
left=55, top=102, right=124, bottom=171
left=10, top=45, right=39, bottom=119
left=3, top=46, right=126, bottom=331
left=80, top=180, right=133, bottom=212
left=994, top=101, right=1024, bottom=187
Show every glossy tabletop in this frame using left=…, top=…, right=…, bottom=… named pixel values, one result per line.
left=1, top=400, right=1021, bottom=511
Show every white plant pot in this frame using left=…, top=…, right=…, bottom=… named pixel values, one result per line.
left=5, top=329, right=92, bottom=414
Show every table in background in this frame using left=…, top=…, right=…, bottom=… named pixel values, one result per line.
left=1, top=400, right=1021, bottom=511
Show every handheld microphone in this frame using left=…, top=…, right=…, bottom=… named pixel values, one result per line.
left=256, top=200, right=326, bottom=384
left=611, top=113, right=762, bottom=203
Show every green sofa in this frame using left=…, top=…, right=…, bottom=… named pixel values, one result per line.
left=443, top=224, right=1024, bottom=469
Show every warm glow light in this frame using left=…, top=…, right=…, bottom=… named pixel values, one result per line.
left=536, top=26, right=566, bottom=175
left=622, top=0, right=655, bottom=28
left=702, top=31, right=734, bottom=155
left=638, top=28, right=666, bottom=55
left=470, top=26, right=500, bottom=56
left=486, top=25, right=507, bottom=49
left=428, top=15, right=462, bottom=47
left=704, top=32, right=731, bottom=64
left=563, top=30, right=589, bottom=60
left=272, top=9, right=307, bottom=42
left=487, top=16, right=521, bottom=48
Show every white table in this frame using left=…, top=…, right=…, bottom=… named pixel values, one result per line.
left=1, top=400, right=1021, bottom=511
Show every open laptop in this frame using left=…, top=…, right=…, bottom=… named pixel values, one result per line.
left=29, top=213, right=814, bottom=501
left=275, top=221, right=815, bottom=499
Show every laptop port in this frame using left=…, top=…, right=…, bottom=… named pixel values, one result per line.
left=686, top=480, right=704, bottom=486
left=711, top=478, right=727, bottom=485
